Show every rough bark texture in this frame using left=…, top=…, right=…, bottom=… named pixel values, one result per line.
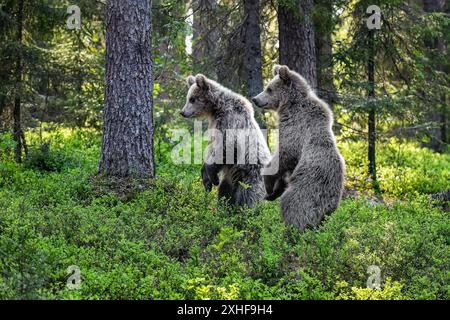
left=192, top=0, right=218, bottom=77
left=13, top=0, right=24, bottom=163
left=422, top=0, right=447, bottom=152
left=243, top=0, right=265, bottom=128
left=367, top=29, right=380, bottom=194
left=243, top=0, right=263, bottom=99
left=315, top=0, right=335, bottom=108
left=99, top=0, right=155, bottom=178
left=278, top=0, right=317, bottom=89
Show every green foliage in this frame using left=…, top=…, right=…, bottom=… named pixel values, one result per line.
left=0, top=129, right=448, bottom=300
left=340, top=138, right=450, bottom=198
left=335, top=278, right=405, bottom=300
left=24, top=143, right=74, bottom=172
left=0, top=133, right=15, bottom=162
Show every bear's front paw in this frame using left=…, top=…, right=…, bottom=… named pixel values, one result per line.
left=264, top=177, right=286, bottom=201
left=201, top=166, right=213, bottom=192
left=203, top=163, right=220, bottom=186
left=263, top=175, right=275, bottom=195
left=264, top=193, right=278, bottom=201
left=203, top=180, right=213, bottom=192
left=210, top=173, right=219, bottom=186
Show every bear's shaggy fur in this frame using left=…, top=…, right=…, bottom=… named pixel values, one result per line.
left=252, top=65, right=345, bottom=231
left=181, top=74, right=271, bottom=207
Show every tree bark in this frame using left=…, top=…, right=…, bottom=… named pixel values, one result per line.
left=243, top=0, right=265, bottom=128
left=13, top=0, right=24, bottom=163
left=367, top=29, right=380, bottom=194
left=99, top=0, right=155, bottom=178
left=315, top=0, right=335, bottom=108
left=243, top=0, right=263, bottom=99
left=422, top=0, right=447, bottom=152
left=0, top=94, right=5, bottom=120
left=278, top=0, right=317, bottom=89
left=192, top=0, right=218, bottom=77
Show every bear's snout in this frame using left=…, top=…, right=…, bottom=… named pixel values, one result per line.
left=180, top=111, right=188, bottom=118
left=252, top=97, right=261, bottom=106
left=252, top=96, right=267, bottom=108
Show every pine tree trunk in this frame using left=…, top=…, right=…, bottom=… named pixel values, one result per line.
left=243, top=0, right=265, bottom=128
left=99, top=0, right=155, bottom=178
left=13, top=0, right=24, bottom=163
left=192, top=0, right=218, bottom=77
left=367, top=29, right=380, bottom=194
left=315, top=0, right=335, bottom=108
left=243, top=0, right=263, bottom=99
left=422, top=0, right=447, bottom=152
left=278, top=0, right=317, bottom=89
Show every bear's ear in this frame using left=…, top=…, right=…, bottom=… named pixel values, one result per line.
left=195, top=74, right=209, bottom=90
left=273, top=64, right=282, bottom=76
left=187, top=75, right=195, bottom=87
left=278, top=66, right=290, bottom=81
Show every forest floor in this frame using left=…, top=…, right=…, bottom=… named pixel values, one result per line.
left=0, top=128, right=449, bottom=299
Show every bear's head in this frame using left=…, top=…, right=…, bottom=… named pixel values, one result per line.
left=252, top=65, right=308, bottom=111
left=180, top=74, right=214, bottom=118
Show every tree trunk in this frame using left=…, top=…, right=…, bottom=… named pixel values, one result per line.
left=315, top=0, right=335, bottom=108
left=0, top=94, right=5, bottom=121
left=99, top=0, right=155, bottom=178
left=278, top=0, right=317, bottom=89
left=243, top=0, right=265, bottom=128
left=243, top=0, right=263, bottom=99
left=367, top=29, right=380, bottom=194
left=13, top=0, right=24, bottom=163
left=422, top=0, right=447, bottom=152
left=192, top=0, right=218, bottom=77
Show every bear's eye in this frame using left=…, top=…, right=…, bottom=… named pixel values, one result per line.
left=267, top=87, right=272, bottom=94
left=189, top=97, right=195, bottom=103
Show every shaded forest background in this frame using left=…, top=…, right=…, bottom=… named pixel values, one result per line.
left=0, top=0, right=448, bottom=175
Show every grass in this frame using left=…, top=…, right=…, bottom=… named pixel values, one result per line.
left=0, top=128, right=449, bottom=299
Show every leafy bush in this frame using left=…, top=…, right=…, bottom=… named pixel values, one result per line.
left=0, top=133, right=16, bottom=162
left=340, top=138, right=450, bottom=198
left=23, top=143, right=73, bottom=172
left=0, top=129, right=448, bottom=300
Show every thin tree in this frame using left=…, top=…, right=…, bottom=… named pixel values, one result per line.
left=99, top=0, right=155, bottom=178
left=422, top=0, right=448, bottom=152
left=243, top=0, right=265, bottom=127
left=278, top=0, right=317, bottom=89
left=315, top=0, right=336, bottom=108
left=243, top=0, right=263, bottom=99
left=367, top=26, right=380, bottom=194
left=0, top=0, right=61, bottom=153
left=192, top=0, right=219, bottom=77
left=13, top=0, right=24, bottom=162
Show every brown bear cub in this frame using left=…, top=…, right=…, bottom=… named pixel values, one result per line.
left=252, top=65, right=346, bottom=231
left=181, top=74, right=271, bottom=207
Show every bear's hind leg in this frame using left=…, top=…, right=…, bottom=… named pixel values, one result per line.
left=231, top=177, right=265, bottom=208
left=218, top=179, right=233, bottom=203
left=280, top=186, right=323, bottom=232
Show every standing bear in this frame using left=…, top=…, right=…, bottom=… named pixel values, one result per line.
left=252, top=65, right=345, bottom=231
left=181, top=74, right=271, bottom=207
